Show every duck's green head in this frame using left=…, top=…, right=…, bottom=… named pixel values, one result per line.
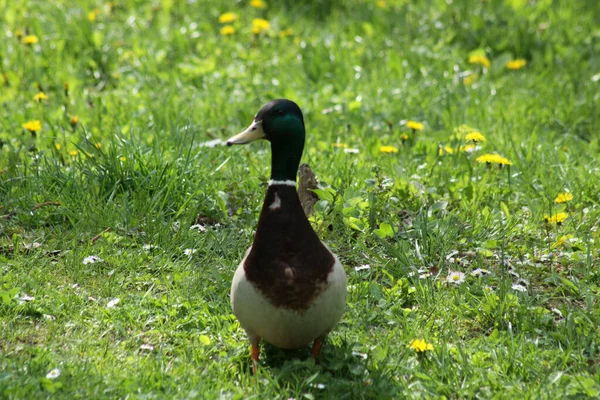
left=227, top=99, right=305, bottom=182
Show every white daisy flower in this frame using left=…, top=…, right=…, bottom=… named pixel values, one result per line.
left=511, top=284, right=527, bottom=292
left=471, top=268, right=490, bottom=277
left=446, top=271, right=465, bottom=284
left=46, top=368, right=61, bottom=379
left=354, top=264, right=371, bottom=272
left=106, top=298, right=121, bottom=308
left=82, top=255, right=103, bottom=265
left=190, top=224, right=207, bottom=232
left=184, top=248, right=197, bottom=256
left=140, top=344, right=155, bottom=351
left=344, top=148, right=360, bottom=154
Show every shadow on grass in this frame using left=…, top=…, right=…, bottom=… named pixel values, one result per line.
left=250, top=339, right=400, bottom=399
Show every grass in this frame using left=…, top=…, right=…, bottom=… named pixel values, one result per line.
left=1, top=0, right=599, bottom=398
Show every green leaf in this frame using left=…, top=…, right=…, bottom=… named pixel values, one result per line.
left=374, top=223, right=393, bottom=238
left=199, top=335, right=211, bottom=345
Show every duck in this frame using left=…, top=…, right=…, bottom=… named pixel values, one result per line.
left=226, top=99, right=347, bottom=373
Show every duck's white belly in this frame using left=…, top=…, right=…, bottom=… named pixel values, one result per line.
left=230, top=248, right=346, bottom=349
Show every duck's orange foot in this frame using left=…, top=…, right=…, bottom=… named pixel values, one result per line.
left=311, top=338, right=323, bottom=359
left=251, top=344, right=260, bottom=374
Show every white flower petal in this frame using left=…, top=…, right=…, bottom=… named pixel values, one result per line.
left=46, top=368, right=61, bottom=379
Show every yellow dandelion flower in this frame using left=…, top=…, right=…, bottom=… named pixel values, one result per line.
left=95, top=143, right=102, bottom=149
left=462, top=144, right=477, bottom=153
left=376, top=0, right=386, bottom=8
left=464, top=74, right=476, bottom=85
left=409, top=339, right=434, bottom=352
left=379, top=145, right=398, bottom=153
left=34, top=92, right=48, bottom=102
left=332, top=143, right=348, bottom=149
left=252, top=18, right=270, bottom=34
left=440, top=145, right=454, bottom=155
left=55, top=143, right=61, bottom=151
left=250, top=0, right=267, bottom=9
left=88, top=9, right=101, bottom=21
left=22, top=35, right=39, bottom=45
left=218, top=12, right=239, bottom=24
left=15, top=28, right=23, bottom=39
left=400, top=133, right=409, bottom=142
left=465, top=131, right=485, bottom=143
left=468, top=54, right=491, bottom=68
left=279, top=28, right=293, bottom=38
left=544, top=212, right=568, bottom=225
left=476, top=153, right=512, bottom=166
left=69, top=115, right=80, bottom=127
left=68, top=150, right=79, bottom=157
left=506, top=59, right=527, bottom=70
left=220, top=25, right=235, bottom=35
left=552, top=234, right=573, bottom=249
left=22, top=120, right=42, bottom=133
left=406, top=121, right=424, bottom=131
left=119, top=156, right=127, bottom=162
left=554, top=192, right=573, bottom=204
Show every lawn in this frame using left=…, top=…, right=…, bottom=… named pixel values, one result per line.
left=1, top=0, right=599, bottom=398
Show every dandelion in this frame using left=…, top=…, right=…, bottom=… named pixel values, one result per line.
left=69, top=115, right=79, bottom=128
left=250, top=0, right=267, bottom=9
left=82, top=255, right=102, bottom=264
left=400, top=133, right=409, bottom=142
left=279, top=28, right=293, bottom=38
left=465, top=131, right=485, bottom=143
left=506, top=59, right=527, bottom=70
left=544, top=212, right=568, bottom=225
left=469, top=54, right=491, bottom=68
left=88, top=9, right=101, bottom=21
left=22, top=120, right=42, bottom=134
left=464, top=74, right=476, bottom=85
left=463, top=144, right=479, bottom=153
left=220, top=25, right=235, bottom=35
left=46, top=368, right=61, bottom=379
left=69, top=150, right=79, bottom=157
left=376, top=0, right=386, bottom=7
left=55, top=144, right=61, bottom=151
left=22, top=35, right=39, bottom=45
left=476, top=153, right=513, bottom=166
left=184, top=248, right=197, bottom=256
left=218, top=12, right=239, bottom=24
left=106, top=298, right=120, bottom=308
left=34, top=92, right=48, bottom=102
left=554, top=192, right=573, bottom=203
left=379, top=145, right=398, bottom=153
left=446, top=271, right=465, bottom=284
left=406, top=121, right=424, bottom=131
left=119, top=156, right=127, bottom=162
left=409, top=339, right=434, bottom=352
left=511, top=284, right=527, bottom=292
left=252, top=18, right=270, bottom=34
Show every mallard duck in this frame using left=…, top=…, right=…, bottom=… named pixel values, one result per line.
left=227, top=99, right=347, bottom=373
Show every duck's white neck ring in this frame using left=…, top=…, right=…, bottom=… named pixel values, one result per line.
left=268, top=179, right=296, bottom=187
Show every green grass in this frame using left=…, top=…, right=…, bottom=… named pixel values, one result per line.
left=1, top=0, right=599, bottom=398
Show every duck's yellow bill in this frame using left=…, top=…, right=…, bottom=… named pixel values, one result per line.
left=226, top=120, right=265, bottom=146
